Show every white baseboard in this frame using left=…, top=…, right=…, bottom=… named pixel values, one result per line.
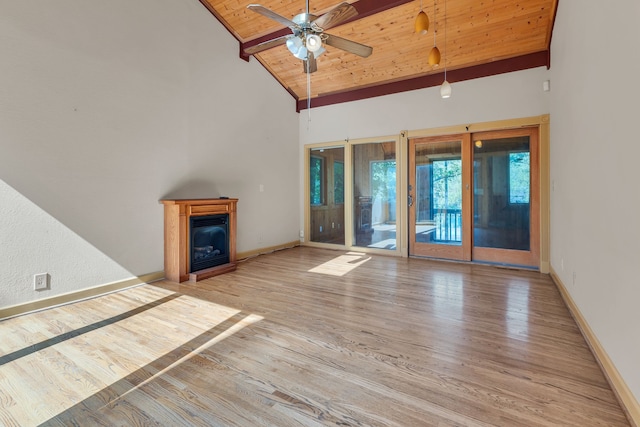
left=550, top=267, right=639, bottom=427
left=0, top=271, right=165, bottom=320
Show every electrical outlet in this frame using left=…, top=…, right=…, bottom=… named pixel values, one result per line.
left=34, top=273, right=49, bottom=291
left=299, top=230, right=304, bottom=238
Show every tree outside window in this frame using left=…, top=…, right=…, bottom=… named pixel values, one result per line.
left=310, top=156, right=324, bottom=205
left=509, top=152, right=530, bottom=204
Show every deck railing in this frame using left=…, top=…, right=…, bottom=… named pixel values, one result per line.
left=434, top=209, right=462, bottom=242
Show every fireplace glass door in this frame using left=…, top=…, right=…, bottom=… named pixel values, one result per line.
left=190, top=214, right=229, bottom=272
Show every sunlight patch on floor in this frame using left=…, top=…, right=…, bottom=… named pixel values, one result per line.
left=114, top=312, right=264, bottom=404
left=308, top=252, right=371, bottom=276
left=0, top=287, right=261, bottom=426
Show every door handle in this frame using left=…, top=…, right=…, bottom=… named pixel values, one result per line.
left=408, top=194, right=413, bottom=207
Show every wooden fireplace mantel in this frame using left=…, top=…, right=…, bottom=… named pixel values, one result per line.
left=160, top=198, right=237, bottom=283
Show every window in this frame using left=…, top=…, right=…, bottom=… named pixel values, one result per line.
left=310, top=156, right=324, bottom=205
left=431, top=159, right=462, bottom=210
left=509, top=152, right=530, bottom=204
left=353, top=142, right=398, bottom=250
left=334, top=161, right=344, bottom=204
left=309, top=147, right=345, bottom=244
left=370, top=160, right=396, bottom=221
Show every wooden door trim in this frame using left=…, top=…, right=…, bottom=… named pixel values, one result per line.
left=462, top=134, right=473, bottom=261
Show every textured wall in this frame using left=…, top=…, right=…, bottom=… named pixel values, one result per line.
left=298, top=67, right=551, bottom=145
left=550, top=0, right=640, bottom=404
left=0, top=0, right=299, bottom=308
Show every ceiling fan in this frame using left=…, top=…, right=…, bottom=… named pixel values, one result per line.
left=244, top=1, right=373, bottom=74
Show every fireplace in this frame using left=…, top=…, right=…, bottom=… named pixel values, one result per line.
left=190, top=214, right=229, bottom=272
left=160, top=198, right=237, bottom=283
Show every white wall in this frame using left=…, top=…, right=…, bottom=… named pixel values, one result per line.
left=0, top=0, right=299, bottom=308
left=298, top=67, right=551, bottom=231
left=299, top=67, right=551, bottom=145
left=550, top=0, right=640, bottom=403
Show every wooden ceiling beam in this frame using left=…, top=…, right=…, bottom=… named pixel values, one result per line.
left=297, top=50, right=551, bottom=111
left=240, top=0, right=413, bottom=61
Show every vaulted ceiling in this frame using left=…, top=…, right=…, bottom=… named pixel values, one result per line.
left=199, top=0, right=558, bottom=110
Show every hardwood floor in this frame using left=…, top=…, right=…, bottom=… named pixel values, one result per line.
left=0, top=247, right=629, bottom=426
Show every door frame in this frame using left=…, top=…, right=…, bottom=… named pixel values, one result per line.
left=403, top=115, right=550, bottom=272
left=301, top=115, right=550, bottom=273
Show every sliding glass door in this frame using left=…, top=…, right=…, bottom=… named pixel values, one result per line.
left=305, top=126, right=540, bottom=267
left=409, top=128, right=539, bottom=267
left=305, top=138, right=400, bottom=253
left=471, top=128, right=539, bottom=266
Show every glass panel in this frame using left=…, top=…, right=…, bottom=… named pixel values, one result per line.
left=334, top=161, right=344, bottom=204
left=353, top=142, right=397, bottom=250
left=310, top=156, right=324, bottom=205
left=309, top=147, right=345, bottom=244
left=415, top=141, right=462, bottom=245
left=473, top=136, right=530, bottom=250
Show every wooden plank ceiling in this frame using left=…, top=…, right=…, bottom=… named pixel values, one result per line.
left=200, top=0, right=557, bottom=110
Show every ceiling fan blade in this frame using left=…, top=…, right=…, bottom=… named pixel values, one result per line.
left=244, top=35, right=290, bottom=55
left=303, top=52, right=318, bottom=74
left=324, top=33, right=373, bottom=58
left=246, top=4, right=299, bottom=29
left=312, top=2, right=358, bottom=31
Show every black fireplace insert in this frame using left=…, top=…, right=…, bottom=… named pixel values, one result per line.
left=190, top=214, right=229, bottom=272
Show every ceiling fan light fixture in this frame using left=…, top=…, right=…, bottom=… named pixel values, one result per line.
left=286, top=36, right=303, bottom=55
left=415, top=10, right=429, bottom=34
left=440, top=80, right=452, bottom=98
left=428, top=46, right=441, bottom=66
left=306, top=33, right=322, bottom=52
left=295, top=45, right=308, bottom=60
left=287, top=36, right=308, bottom=60
left=246, top=1, right=372, bottom=82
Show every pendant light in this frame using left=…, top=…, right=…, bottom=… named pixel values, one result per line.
left=428, top=0, right=440, bottom=66
left=440, top=78, right=451, bottom=98
left=415, top=0, right=429, bottom=34
left=440, top=0, right=451, bottom=98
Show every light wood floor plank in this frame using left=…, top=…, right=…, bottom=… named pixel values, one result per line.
left=0, top=247, right=630, bottom=426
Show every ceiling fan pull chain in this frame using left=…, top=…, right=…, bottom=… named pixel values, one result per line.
left=307, top=69, right=312, bottom=124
